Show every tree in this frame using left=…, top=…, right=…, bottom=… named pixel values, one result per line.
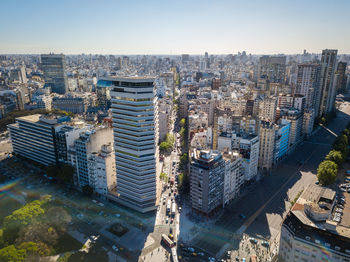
left=159, top=142, right=172, bottom=152
left=179, top=153, right=188, bottom=171
left=0, top=245, right=26, bottom=262
left=333, top=134, right=348, bottom=159
left=325, top=150, right=343, bottom=165
left=159, top=172, right=168, bottom=182
left=16, top=223, right=59, bottom=248
left=179, top=118, right=186, bottom=128
left=3, top=197, right=49, bottom=244
left=82, top=185, right=93, bottom=196
left=317, top=160, right=338, bottom=185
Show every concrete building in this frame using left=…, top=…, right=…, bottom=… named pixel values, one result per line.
left=55, top=124, right=90, bottom=164
left=222, top=151, right=243, bottom=207
left=41, top=54, right=68, bottom=94
left=36, top=95, right=52, bottom=110
left=70, top=127, right=114, bottom=187
left=232, top=134, right=260, bottom=181
left=258, top=55, right=286, bottom=84
left=335, top=61, right=348, bottom=93
left=278, top=184, right=350, bottom=262
left=190, top=149, right=225, bottom=215
left=52, top=97, right=88, bottom=114
left=158, top=110, right=169, bottom=142
left=302, top=108, right=315, bottom=138
left=319, top=49, right=338, bottom=117
left=258, top=120, right=276, bottom=171
left=110, top=76, right=159, bottom=213
left=259, top=97, right=277, bottom=122
left=296, top=63, right=321, bottom=111
left=282, top=109, right=303, bottom=148
left=8, top=114, right=71, bottom=166
left=88, top=143, right=116, bottom=198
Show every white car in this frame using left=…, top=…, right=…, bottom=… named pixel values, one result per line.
left=90, top=235, right=98, bottom=241
left=166, top=217, right=169, bottom=223
left=112, top=245, right=119, bottom=252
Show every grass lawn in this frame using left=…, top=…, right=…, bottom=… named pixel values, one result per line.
left=55, top=232, right=83, bottom=254
left=0, top=195, right=23, bottom=226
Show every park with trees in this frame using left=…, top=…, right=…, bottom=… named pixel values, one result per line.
left=317, top=124, right=350, bottom=185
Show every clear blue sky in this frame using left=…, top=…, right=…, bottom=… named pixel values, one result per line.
left=1, top=0, right=349, bottom=54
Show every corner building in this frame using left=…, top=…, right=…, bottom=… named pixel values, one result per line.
left=110, top=76, right=159, bottom=213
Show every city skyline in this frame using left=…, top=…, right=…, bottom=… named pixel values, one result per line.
left=1, top=0, right=350, bottom=55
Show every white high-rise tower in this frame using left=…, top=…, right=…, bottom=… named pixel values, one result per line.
left=110, top=76, right=159, bottom=213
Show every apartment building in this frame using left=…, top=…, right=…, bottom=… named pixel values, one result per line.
left=190, top=149, right=225, bottom=215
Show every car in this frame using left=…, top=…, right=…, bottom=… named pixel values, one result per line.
left=209, top=257, right=216, bottom=262
left=315, top=181, right=320, bottom=185
left=239, top=214, right=246, bottom=219
left=187, top=247, right=195, bottom=252
left=170, top=227, right=173, bottom=234
left=242, top=258, right=246, bottom=262
left=198, top=252, right=204, bottom=256
left=90, top=235, right=98, bottom=241
left=178, top=207, right=182, bottom=213
left=261, top=241, right=270, bottom=247
left=112, top=245, right=119, bottom=252
left=249, top=237, right=258, bottom=244
left=170, top=218, right=174, bottom=223
left=192, top=252, right=198, bottom=257
left=168, top=233, right=174, bottom=240
left=341, top=188, right=347, bottom=192
left=166, top=217, right=169, bottom=223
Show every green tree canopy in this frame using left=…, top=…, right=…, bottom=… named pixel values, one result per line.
left=325, top=150, right=344, bottom=165
left=179, top=118, right=186, bottom=128
left=317, top=160, right=338, bottom=185
left=3, top=196, right=50, bottom=244
left=333, top=134, right=349, bottom=159
left=0, top=245, right=26, bottom=262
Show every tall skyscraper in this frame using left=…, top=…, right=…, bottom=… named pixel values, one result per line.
left=295, top=64, right=321, bottom=111
left=319, top=49, right=338, bottom=117
left=110, top=76, right=159, bottom=213
left=41, top=54, right=68, bottom=94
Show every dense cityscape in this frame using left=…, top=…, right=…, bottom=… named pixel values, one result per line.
left=1, top=1, right=350, bottom=262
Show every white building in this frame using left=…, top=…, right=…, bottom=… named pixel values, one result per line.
left=222, top=151, right=243, bottom=206
left=88, top=144, right=116, bottom=198
left=110, top=76, right=160, bottom=213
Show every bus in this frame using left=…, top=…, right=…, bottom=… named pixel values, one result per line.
left=167, top=200, right=171, bottom=213
left=162, top=234, right=175, bottom=248
left=171, top=202, right=176, bottom=217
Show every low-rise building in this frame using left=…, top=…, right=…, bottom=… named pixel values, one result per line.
left=278, top=184, right=350, bottom=262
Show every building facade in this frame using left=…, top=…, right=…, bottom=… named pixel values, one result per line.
left=190, top=150, right=225, bottom=215
left=110, top=76, right=159, bottom=213
left=41, top=54, right=68, bottom=94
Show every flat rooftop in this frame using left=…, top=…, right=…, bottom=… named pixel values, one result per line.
left=102, top=76, right=155, bottom=82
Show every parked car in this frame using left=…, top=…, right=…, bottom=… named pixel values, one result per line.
left=112, top=245, right=119, bottom=252
left=249, top=237, right=258, bottom=244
